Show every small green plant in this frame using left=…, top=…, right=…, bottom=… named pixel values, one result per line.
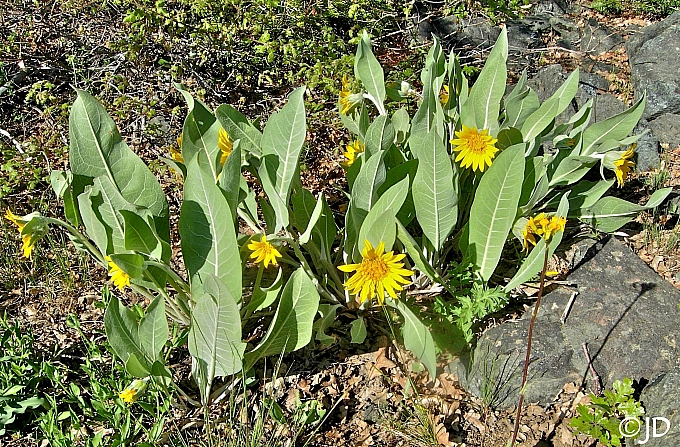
left=569, top=378, right=645, bottom=446
left=434, top=282, right=509, bottom=344
left=37, top=311, right=172, bottom=447
left=0, top=316, right=49, bottom=436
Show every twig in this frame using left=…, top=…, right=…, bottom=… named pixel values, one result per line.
left=582, top=342, right=602, bottom=396
left=0, top=128, right=24, bottom=154
left=560, top=290, right=579, bottom=324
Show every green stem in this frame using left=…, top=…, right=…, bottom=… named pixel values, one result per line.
left=509, top=246, right=550, bottom=447
left=243, top=264, right=265, bottom=320
left=144, top=260, right=192, bottom=316
left=45, top=217, right=106, bottom=266
left=284, top=232, right=340, bottom=304
left=304, top=238, right=345, bottom=293
left=237, top=208, right=262, bottom=233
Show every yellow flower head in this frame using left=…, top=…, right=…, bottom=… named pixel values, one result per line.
left=341, top=140, right=365, bottom=168
left=177, top=134, right=183, bottom=149
left=451, top=125, right=499, bottom=173
left=613, top=145, right=635, bottom=187
left=169, top=147, right=184, bottom=163
left=218, top=127, right=233, bottom=164
left=247, top=234, right=282, bottom=268
left=119, top=379, right=147, bottom=404
left=339, top=240, right=414, bottom=306
left=440, top=85, right=450, bottom=106
left=521, top=213, right=567, bottom=252
left=339, top=75, right=363, bottom=115
left=106, top=256, right=131, bottom=291
left=5, top=209, right=39, bottom=258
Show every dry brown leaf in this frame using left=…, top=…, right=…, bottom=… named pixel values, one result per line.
left=466, top=412, right=486, bottom=434
left=562, top=382, right=581, bottom=394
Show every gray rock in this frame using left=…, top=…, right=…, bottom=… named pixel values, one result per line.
left=429, top=16, right=500, bottom=51
left=448, top=238, right=680, bottom=410
left=630, top=367, right=680, bottom=446
left=528, top=65, right=627, bottom=124
left=549, top=16, right=581, bottom=50
left=591, top=93, right=626, bottom=121
left=634, top=119, right=661, bottom=172
left=627, top=11, right=680, bottom=120
left=528, top=64, right=569, bottom=102
left=580, top=18, right=625, bottom=55
left=648, top=114, right=680, bottom=148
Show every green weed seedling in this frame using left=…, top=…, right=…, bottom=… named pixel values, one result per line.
left=570, top=378, right=645, bottom=446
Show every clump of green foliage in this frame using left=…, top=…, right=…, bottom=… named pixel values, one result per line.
left=0, top=316, right=48, bottom=436
left=570, top=378, right=645, bottom=446
left=591, top=0, right=680, bottom=17
left=434, top=264, right=509, bottom=344
left=112, top=0, right=405, bottom=94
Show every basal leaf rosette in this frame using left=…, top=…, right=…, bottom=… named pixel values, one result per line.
left=339, top=240, right=414, bottom=306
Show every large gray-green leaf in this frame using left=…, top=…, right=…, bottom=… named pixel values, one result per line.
left=504, top=88, right=539, bottom=130
left=291, top=188, right=336, bottom=254
left=409, top=127, right=457, bottom=250
left=395, top=219, right=441, bottom=284
left=120, top=210, right=162, bottom=259
left=175, top=85, right=223, bottom=180
left=389, top=300, right=437, bottom=379
left=261, top=87, right=306, bottom=204
left=578, top=187, right=672, bottom=232
left=354, top=31, right=385, bottom=114
left=245, top=268, right=320, bottom=369
left=520, top=70, right=578, bottom=143
left=545, top=179, right=614, bottom=211
left=352, top=149, right=386, bottom=212
left=412, top=39, right=446, bottom=132
left=580, top=95, right=646, bottom=156
left=77, top=186, right=110, bottom=256
left=69, top=90, right=168, bottom=221
left=217, top=142, right=242, bottom=224
left=548, top=156, right=597, bottom=187
left=358, top=177, right=409, bottom=251
left=138, top=295, right=169, bottom=363
left=180, top=155, right=242, bottom=300
left=364, top=115, right=395, bottom=159
left=188, top=274, right=245, bottom=403
left=95, top=176, right=137, bottom=254
left=467, top=144, right=525, bottom=281
left=50, top=170, right=80, bottom=226
left=350, top=317, right=367, bottom=344
left=460, top=27, right=507, bottom=133
left=258, top=155, right=290, bottom=232
left=314, top=304, right=342, bottom=346
left=105, top=296, right=152, bottom=377
left=216, top=104, right=263, bottom=157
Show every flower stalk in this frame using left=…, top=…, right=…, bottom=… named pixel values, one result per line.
left=509, top=245, right=550, bottom=447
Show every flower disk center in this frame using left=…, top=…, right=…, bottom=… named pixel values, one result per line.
left=466, top=134, right=488, bottom=154
left=362, top=255, right=389, bottom=281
